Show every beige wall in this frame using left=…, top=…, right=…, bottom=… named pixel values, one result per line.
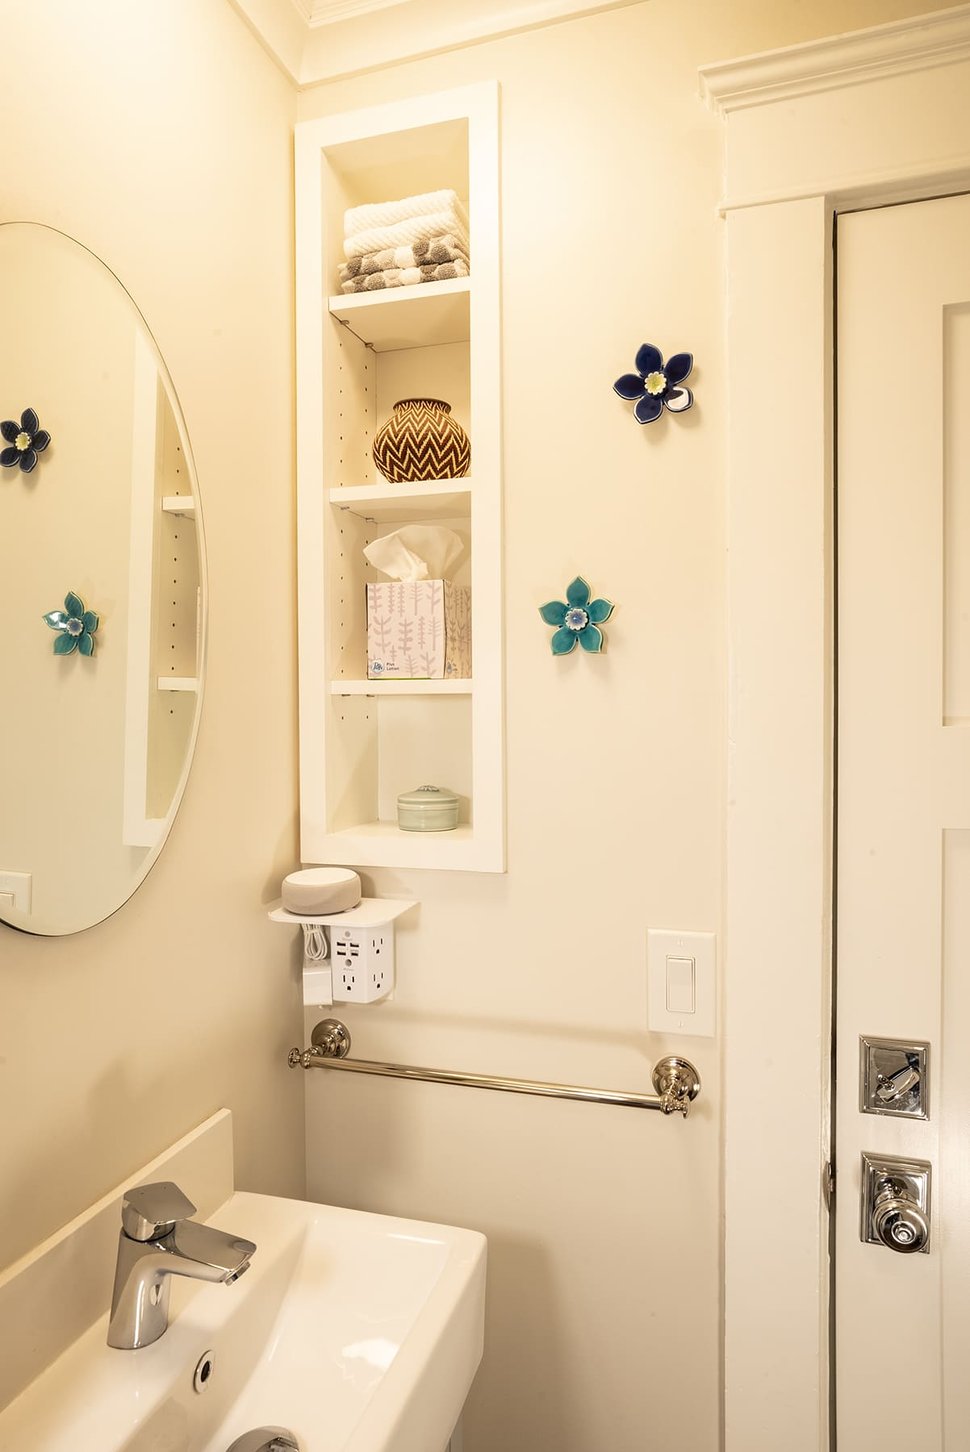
left=0, top=0, right=303, bottom=1269
left=296, top=4, right=941, bottom=1452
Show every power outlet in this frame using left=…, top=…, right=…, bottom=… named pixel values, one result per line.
left=331, top=925, right=394, bottom=1003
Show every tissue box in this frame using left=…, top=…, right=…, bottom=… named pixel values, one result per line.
left=366, top=580, right=471, bottom=680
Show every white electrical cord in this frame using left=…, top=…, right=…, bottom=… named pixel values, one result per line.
left=302, top=923, right=329, bottom=963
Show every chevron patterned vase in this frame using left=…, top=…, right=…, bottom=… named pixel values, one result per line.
left=372, top=398, right=470, bottom=483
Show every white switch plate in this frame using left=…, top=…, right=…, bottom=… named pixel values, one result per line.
left=0, top=870, right=31, bottom=914
left=648, top=928, right=716, bottom=1037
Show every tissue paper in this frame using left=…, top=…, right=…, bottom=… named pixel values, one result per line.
left=364, top=526, right=470, bottom=680
left=363, top=525, right=464, bottom=582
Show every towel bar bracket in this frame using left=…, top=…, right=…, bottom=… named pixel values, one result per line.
left=287, top=1019, right=701, bottom=1117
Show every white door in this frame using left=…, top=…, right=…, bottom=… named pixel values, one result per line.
left=837, top=192, right=970, bottom=1449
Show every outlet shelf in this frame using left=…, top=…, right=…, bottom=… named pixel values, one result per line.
left=268, top=896, right=416, bottom=927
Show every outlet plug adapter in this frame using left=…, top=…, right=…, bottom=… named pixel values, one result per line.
left=331, top=924, right=394, bottom=1003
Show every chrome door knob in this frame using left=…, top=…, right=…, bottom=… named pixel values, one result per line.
left=872, top=1181, right=930, bottom=1254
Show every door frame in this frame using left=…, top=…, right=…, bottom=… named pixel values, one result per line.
left=701, top=7, right=970, bottom=1450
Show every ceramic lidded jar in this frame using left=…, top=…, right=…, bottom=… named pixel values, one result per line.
left=396, top=784, right=460, bottom=832
left=372, top=398, right=470, bottom=483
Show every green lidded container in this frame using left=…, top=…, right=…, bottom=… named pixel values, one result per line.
left=396, top=784, right=460, bottom=833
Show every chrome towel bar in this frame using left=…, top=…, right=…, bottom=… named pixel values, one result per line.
left=288, top=1019, right=701, bottom=1117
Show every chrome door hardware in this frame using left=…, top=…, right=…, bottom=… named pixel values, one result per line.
left=861, top=1153, right=931, bottom=1254
left=859, top=1036, right=929, bottom=1118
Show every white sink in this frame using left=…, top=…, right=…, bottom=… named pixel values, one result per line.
left=0, top=1192, right=486, bottom=1452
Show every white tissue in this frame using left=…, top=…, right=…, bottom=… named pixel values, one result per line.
left=363, top=525, right=465, bottom=583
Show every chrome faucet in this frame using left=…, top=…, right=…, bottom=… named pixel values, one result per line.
left=107, top=1181, right=256, bottom=1350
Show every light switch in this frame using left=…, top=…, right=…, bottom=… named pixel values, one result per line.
left=666, top=956, right=696, bottom=1015
left=647, top=928, right=716, bottom=1037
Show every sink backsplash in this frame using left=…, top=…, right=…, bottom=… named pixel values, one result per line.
left=0, top=1110, right=234, bottom=1411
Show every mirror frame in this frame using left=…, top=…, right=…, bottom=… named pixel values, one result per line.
left=0, top=221, right=208, bottom=937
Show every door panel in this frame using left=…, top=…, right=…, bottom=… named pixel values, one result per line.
left=837, top=193, right=970, bottom=1450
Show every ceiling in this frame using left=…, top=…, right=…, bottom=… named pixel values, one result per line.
left=228, top=0, right=641, bottom=86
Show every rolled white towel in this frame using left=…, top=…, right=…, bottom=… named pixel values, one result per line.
left=344, top=188, right=467, bottom=236
left=344, top=209, right=468, bottom=260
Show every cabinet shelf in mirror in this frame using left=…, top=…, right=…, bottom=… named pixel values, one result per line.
left=329, top=277, right=470, bottom=351
left=156, top=676, right=198, bottom=692
left=161, top=495, right=196, bottom=517
left=328, top=479, right=471, bottom=523
left=330, top=678, right=471, bottom=696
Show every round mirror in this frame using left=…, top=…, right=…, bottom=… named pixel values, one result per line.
left=0, top=224, right=206, bottom=935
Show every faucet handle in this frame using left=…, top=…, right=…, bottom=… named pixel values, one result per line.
left=122, top=1181, right=197, bottom=1241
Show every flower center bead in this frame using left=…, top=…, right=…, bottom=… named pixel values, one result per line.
left=15, top=431, right=30, bottom=451
left=565, top=607, right=589, bottom=632
left=644, top=371, right=667, bottom=396
left=66, top=617, right=84, bottom=637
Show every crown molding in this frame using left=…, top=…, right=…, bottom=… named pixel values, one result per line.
left=228, top=0, right=640, bottom=85
left=699, top=2, right=970, bottom=113
left=307, top=0, right=411, bottom=23
left=227, top=0, right=310, bottom=77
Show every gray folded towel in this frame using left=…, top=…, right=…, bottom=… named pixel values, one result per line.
left=340, top=258, right=470, bottom=294
left=339, top=234, right=469, bottom=283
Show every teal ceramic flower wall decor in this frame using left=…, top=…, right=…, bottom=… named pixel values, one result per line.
left=539, top=577, right=614, bottom=655
left=43, top=591, right=100, bottom=656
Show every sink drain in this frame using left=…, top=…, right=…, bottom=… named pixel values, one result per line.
left=193, top=1350, right=216, bottom=1394
left=225, top=1429, right=300, bottom=1452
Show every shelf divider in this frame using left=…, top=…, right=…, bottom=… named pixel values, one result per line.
left=157, top=676, right=198, bottom=692
left=161, top=495, right=196, bottom=517
left=328, top=479, right=471, bottom=523
left=329, top=278, right=470, bottom=351
left=330, top=678, right=472, bottom=696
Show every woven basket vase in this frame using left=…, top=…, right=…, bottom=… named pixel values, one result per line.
left=372, top=398, right=470, bottom=483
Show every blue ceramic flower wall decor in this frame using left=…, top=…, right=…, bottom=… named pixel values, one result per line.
left=614, top=345, right=693, bottom=424
left=1, top=408, right=51, bottom=472
left=43, top=591, right=100, bottom=656
left=539, top=577, right=614, bottom=655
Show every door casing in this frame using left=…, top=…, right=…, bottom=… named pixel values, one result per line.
left=701, top=8, right=970, bottom=1450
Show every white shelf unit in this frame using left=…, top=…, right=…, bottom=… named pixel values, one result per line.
left=329, top=276, right=470, bottom=350
left=161, top=495, right=196, bottom=517
left=122, top=335, right=202, bottom=849
left=296, top=84, right=504, bottom=873
left=330, top=678, right=472, bottom=696
left=156, top=676, right=199, bottom=692
left=328, top=478, right=472, bottom=524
